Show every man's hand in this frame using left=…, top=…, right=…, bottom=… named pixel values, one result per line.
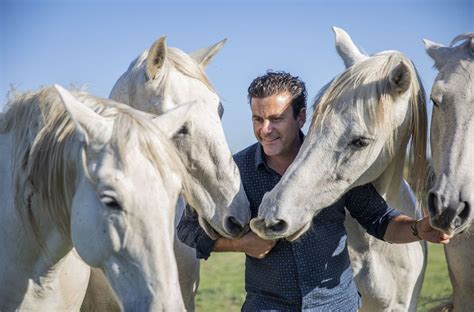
left=384, top=214, right=454, bottom=244
left=417, top=216, right=453, bottom=244
left=238, top=231, right=277, bottom=259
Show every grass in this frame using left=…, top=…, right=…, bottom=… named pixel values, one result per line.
left=196, top=244, right=452, bottom=311
left=418, top=243, right=453, bottom=311
left=196, top=252, right=245, bottom=311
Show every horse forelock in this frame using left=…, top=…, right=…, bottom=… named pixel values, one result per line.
left=311, top=52, right=427, bottom=196
left=2, top=86, right=194, bottom=246
left=109, top=110, right=195, bottom=209
left=312, top=53, right=406, bottom=134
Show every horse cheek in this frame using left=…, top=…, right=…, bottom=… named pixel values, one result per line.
left=70, top=178, right=112, bottom=267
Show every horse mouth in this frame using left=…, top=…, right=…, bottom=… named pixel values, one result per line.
left=198, top=216, right=221, bottom=240
left=286, top=222, right=312, bottom=242
left=429, top=218, right=472, bottom=236
left=250, top=218, right=312, bottom=241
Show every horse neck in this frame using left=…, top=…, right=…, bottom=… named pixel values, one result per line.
left=0, top=132, right=87, bottom=310
left=15, top=130, right=82, bottom=266
left=109, top=70, right=132, bottom=105
left=22, top=147, right=80, bottom=265
left=371, top=136, right=417, bottom=215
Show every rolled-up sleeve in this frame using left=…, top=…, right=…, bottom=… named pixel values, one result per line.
left=344, top=183, right=401, bottom=240
left=176, top=205, right=216, bottom=260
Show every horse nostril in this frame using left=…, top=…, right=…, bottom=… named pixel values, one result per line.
left=457, top=201, right=471, bottom=222
left=225, top=216, right=244, bottom=236
left=428, top=192, right=438, bottom=217
left=267, top=219, right=288, bottom=234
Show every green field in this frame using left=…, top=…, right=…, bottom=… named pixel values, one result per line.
left=196, top=243, right=452, bottom=311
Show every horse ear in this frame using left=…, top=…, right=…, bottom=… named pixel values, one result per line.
left=147, top=36, right=167, bottom=80
left=423, top=38, right=452, bottom=70
left=54, top=85, right=111, bottom=145
left=190, top=38, right=226, bottom=68
left=389, top=61, right=411, bottom=96
left=332, top=27, right=367, bottom=68
left=152, top=101, right=197, bottom=138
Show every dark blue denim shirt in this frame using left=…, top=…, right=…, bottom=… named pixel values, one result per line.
left=177, top=141, right=401, bottom=311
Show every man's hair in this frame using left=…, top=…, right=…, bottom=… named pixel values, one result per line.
left=247, top=70, right=307, bottom=118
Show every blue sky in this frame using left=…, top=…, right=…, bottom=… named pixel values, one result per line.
left=1, top=0, right=472, bottom=152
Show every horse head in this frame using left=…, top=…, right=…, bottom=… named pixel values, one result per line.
left=55, top=85, right=193, bottom=310
left=110, top=37, right=250, bottom=239
left=424, top=34, right=474, bottom=235
left=251, top=27, right=427, bottom=240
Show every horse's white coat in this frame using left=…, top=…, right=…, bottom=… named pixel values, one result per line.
left=110, top=36, right=250, bottom=239
left=425, top=33, right=474, bottom=312
left=251, top=27, right=428, bottom=311
left=93, top=37, right=249, bottom=311
left=0, top=86, right=204, bottom=311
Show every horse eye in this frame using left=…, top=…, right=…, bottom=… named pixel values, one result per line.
left=350, top=137, right=372, bottom=149
left=177, top=125, right=189, bottom=135
left=101, top=196, right=122, bottom=210
left=431, top=98, right=440, bottom=108
left=218, top=102, right=224, bottom=119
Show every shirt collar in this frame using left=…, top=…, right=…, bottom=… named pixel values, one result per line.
left=255, top=130, right=305, bottom=171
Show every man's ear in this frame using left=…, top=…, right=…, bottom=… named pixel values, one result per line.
left=297, top=107, right=307, bottom=128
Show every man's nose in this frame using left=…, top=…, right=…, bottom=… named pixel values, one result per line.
left=262, top=120, right=272, bottom=134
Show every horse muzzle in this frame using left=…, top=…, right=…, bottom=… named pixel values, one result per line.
left=428, top=190, right=472, bottom=235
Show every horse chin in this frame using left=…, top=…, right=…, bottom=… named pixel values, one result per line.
left=198, top=216, right=221, bottom=240
left=450, top=221, right=473, bottom=236
left=429, top=218, right=471, bottom=236
left=286, top=222, right=312, bottom=242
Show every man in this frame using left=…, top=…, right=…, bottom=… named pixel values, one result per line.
left=177, top=71, right=451, bottom=311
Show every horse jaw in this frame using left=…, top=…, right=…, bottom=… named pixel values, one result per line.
left=158, top=100, right=250, bottom=239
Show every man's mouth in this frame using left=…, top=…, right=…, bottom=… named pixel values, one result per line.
left=262, top=137, right=280, bottom=143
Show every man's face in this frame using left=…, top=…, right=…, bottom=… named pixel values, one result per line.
left=251, top=92, right=306, bottom=158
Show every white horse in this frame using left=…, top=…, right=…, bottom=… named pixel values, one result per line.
left=424, top=33, right=474, bottom=312
left=82, top=37, right=249, bottom=311
left=251, top=27, right=428, bottom=311
left=111, top=37, right=249, bottom=238
left=0, top=85, right=205, bottom=311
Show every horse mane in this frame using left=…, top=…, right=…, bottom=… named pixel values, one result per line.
left=1, top=86, right=193, bottom=244
left=124, top=46, right=216, bottom=113
left=311, top=52, right=428, bottom=198
left=450, top=32, right=474, bottom=47
left=166, top=47, right=215, bottom=92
